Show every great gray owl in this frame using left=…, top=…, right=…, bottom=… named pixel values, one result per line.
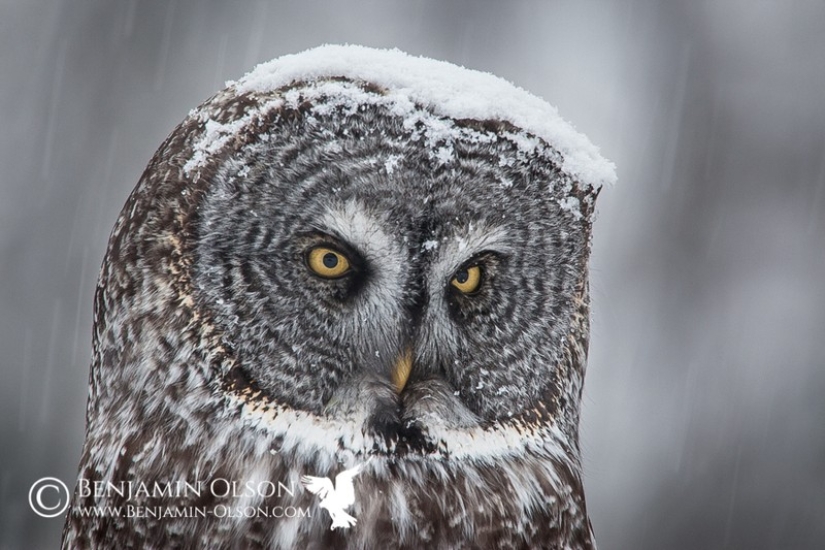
left=62, top=45, right=615, bottom=549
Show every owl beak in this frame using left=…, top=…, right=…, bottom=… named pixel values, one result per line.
left=391, top=348, right=413, bottom=393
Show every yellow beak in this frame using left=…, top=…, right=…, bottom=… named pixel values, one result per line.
left=391, top=348, right=413, bottom=393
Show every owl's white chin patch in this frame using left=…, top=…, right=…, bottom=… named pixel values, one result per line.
left=225, top=389, right=568, bottom=466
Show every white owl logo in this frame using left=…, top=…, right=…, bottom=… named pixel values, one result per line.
left=301, top=464, right=363, bottom=530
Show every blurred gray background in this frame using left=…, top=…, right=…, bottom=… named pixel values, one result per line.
left=2, top=1, right=824, bottom=548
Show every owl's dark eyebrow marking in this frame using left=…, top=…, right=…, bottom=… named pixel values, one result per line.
left=299, top=230, right=362, bottom=259
left=454, top=250, right=502, bottom=271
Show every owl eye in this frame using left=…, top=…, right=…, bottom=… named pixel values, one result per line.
left=450, top=265, right=482, bottom=294
left=307, top=247, right=351, bottom=278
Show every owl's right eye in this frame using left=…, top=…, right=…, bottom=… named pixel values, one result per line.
left=307, top=247, right=352, bottom=278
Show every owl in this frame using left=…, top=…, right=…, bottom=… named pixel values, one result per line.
left=62, top=45, right=615, bottom=549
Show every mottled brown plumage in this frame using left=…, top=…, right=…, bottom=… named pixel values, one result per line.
left=63, top=46, right=611, bottom=549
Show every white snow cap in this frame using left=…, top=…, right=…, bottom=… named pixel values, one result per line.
left=233, top=44, right=616, bottom=189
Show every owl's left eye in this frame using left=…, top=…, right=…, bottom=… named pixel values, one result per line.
left=451, top=265, right=482, bottom=294
left=307, top=247, right=352, bottom=278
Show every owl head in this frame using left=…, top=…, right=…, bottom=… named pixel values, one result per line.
left=68, top=45, right=615, bottom=548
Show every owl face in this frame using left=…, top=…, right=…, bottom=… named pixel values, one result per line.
left=191, top=86, right=591, bottom=453
left=65, top=47, right=611, bottom=548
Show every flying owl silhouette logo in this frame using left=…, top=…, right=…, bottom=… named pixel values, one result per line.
left=301, top=464, right=363, bottom=530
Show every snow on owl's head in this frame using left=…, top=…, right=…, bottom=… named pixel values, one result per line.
left=65, top=45, right=614, bottom=549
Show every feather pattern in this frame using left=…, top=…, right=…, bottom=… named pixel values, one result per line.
left=62, top=46, right=606, bottom=549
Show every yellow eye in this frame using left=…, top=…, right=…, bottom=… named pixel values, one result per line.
left=307, top=247, right=351, bottom=278
left=451, top=265, right=482, bottom=294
